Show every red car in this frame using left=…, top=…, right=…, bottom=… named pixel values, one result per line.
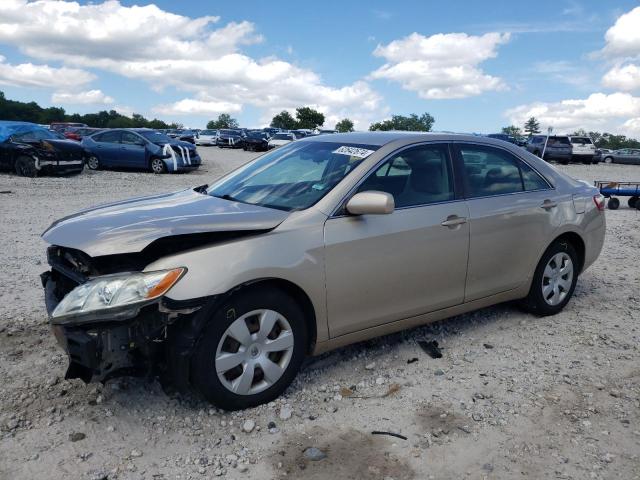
left=64, top=127, right=103, bottom=141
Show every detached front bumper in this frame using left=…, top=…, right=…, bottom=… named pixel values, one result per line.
left=42, top=270, right=208, bottom=384
left=37, top=158, right=85, bottom=175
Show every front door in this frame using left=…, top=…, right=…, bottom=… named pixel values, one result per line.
left=120, top=131, right=147, bottom=168
left=324, top=143, right=470, bottom=337
left=93, top=130, right=122, bottom=166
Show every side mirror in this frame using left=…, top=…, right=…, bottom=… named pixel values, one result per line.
left=346, top=191, right=394, bottom=215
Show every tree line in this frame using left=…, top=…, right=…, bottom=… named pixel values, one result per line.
left=207, top=108, right=435, bottom=133
left=0, top=91, right=180, bottom=129
left=502, top=116, right=640, bottom=150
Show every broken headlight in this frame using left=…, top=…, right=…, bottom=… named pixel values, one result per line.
left=51, top=268, right=186, bottom=323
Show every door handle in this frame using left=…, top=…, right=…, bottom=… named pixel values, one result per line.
left=441, top=215, right=467, bottom=227
left=540, top=200, right=558, bottom=210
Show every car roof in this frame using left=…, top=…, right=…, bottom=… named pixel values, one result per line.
left=301, top=131, right=522, bottom=148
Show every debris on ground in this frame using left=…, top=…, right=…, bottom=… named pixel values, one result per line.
left=417, top=339, right=443, bottom=358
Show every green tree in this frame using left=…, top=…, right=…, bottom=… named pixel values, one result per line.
left=335, top=118, right=355, bottom=133
left=369, top=113, right=435, bottom=132
left=206, top=113, right=239, bottom=129
left=270, top=110, right=298, bottom=130
left=524, top=117, right=541, bottom=136
left=501, top=125, right=522, bottom=137
left=295, top=106, right=325, bottom=129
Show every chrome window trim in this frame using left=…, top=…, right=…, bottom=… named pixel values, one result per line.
left=329, top=141, right=457, bottom=218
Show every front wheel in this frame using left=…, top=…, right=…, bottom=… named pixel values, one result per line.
left=86, top=155, right=100, bottom=170
left=519, top=240, right=578, bottom=316
left=15, top=155, right=38, bottom=177
left=190, top=288, right=307, bottom=410
left=628, top=196, right=638, bottom=209
left=150, top=157, right=167, bottom=174
left=604, top=156, right=613, bottom=164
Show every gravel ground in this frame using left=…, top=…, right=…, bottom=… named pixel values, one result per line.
left=0, top=148, right=639, bottom=480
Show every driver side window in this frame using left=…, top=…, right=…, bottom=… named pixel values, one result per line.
left=358, top=144, right=454, bottom=208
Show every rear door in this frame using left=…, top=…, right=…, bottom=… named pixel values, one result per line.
left=454, top=142, right=561, bottom=301
left=324, top=143, right=470, bottom=337
left=92, top=130, right=122, bottom=166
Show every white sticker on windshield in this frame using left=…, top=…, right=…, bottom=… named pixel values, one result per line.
left=332, top=146, right=376, bottom=158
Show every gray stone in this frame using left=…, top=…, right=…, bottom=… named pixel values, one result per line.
left=303, top=447, right=327, bottom=461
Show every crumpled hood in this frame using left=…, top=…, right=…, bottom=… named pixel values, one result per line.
left=42, top=189, right=289, bottom=257
left=26, top=138, right=85, bottom=154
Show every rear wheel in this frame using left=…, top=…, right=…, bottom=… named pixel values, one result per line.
left=608, top=197, right=620, bottom=210
left=191, top=288, right=307, bottom=410
left=520, top=240, right=578, bottom=316
left=629, top=196, right=638, bottom=209
left=150, top=157, right=167, bottom=174
left=604, top=156, right=613, bottom=164
left=14, top=155, right=38, bottom=177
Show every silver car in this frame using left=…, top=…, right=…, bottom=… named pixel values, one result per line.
left=41, top=133, right=606, bottom=410
left=602, top=148, right=640, bottom=165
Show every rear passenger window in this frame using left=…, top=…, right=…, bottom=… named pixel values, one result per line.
left=520, top=161, right=550, bottom=191
left=459, top=145, right=551, bottom=197
left=94, top=131, right=121, bottom=143
left=359, top=144, right=454, bottom=208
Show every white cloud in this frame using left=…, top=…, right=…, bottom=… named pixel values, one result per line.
left=602, top=64, right=640, bottom=91
left=0, top=54, right=94, bottom=88
left=153, top=98, right=242, bottom=116
left=52, top=89, right=114, bottom=104
left=0, top=0, right=382, bottom=127
left=601, top=6, right=640, bottom=58
left=370, top=32, right=510, bottom=99
left=600, top=7, right=640, bottom=94
left=505, top=92, right=640, bottom=133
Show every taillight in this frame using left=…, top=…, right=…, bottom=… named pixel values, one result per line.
left=593, top=195, right=605, bottom=211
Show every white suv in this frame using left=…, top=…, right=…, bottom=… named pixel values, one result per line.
left=568, top=136, right=598, bottom=164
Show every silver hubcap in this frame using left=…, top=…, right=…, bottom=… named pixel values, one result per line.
left=88, top=157, right=98, bottom=169
left=215, top=309, right=294, bottom=395
left=542, top=252, right=573, bottom=306
left=152, top=160, right=164, bottom=173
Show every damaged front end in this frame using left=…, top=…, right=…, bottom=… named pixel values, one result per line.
left=41, top=245, right=210, bottom=386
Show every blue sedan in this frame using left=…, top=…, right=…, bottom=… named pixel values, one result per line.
left=82, top=128, right=201, bottom=173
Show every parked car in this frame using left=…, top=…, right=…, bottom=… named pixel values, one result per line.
left=568, top=136, right=598, bottom=164
left=240, top=131, right=270, bottom=151
left=64, top=127, right=103, bottom=142
left=195, top=129, right=218, bottom=146
left=82, top=128, right=201, bottom=173
left=268, top=132, right=297, bottom=149
left=0, top=121, right=86, bottom=177
left=487, top=133, right=518, bottom=145
left=216, top=129, right=243, bottom=148
left=526, top=135, right=573, bottom=164
left=50, top=122, right=87, bottom=133
left=41, top=132, right=605, bottom=409
left=602, top=148, right=640, bottom=165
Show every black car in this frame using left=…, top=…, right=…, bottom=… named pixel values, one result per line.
left=240, top=131, right=270, bottom=151
left=487, top=133, right=526, bottom=146
left=216, top=129, right=243, bottom=148
left=167, top=129, right=196, bottom=144
left=0, top=121, right=86, bottom=177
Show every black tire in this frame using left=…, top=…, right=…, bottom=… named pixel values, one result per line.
left=86, top=155, right=100, bottom=170
left=190, top=288, right=308, bottom=410
left=150, top=157, right=167, bottom=174
left=636, top=200, right=640, bottom=211
left=628, top=196, right=638, bottom=209
left=14, top=155, right=38, bottom=177
left=608, top=197, right=620, bottom=210
left=519, top=240, right=579, bottom=316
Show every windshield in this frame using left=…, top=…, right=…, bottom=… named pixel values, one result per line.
left=139, top=130, right=171, bottom=143
left=201, top=130, right=216, bottom=135
left=12, top=128, right=60, bottom=142
left=248, top=132, right=267, bottom=139
left=208, top=141, right=379, bottom=211
left=220, top=129, right=240, bottom=136
left=273, top=134, right=292, bottom=140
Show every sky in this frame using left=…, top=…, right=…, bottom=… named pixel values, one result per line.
left=1, top=0, right=640, bottom=135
